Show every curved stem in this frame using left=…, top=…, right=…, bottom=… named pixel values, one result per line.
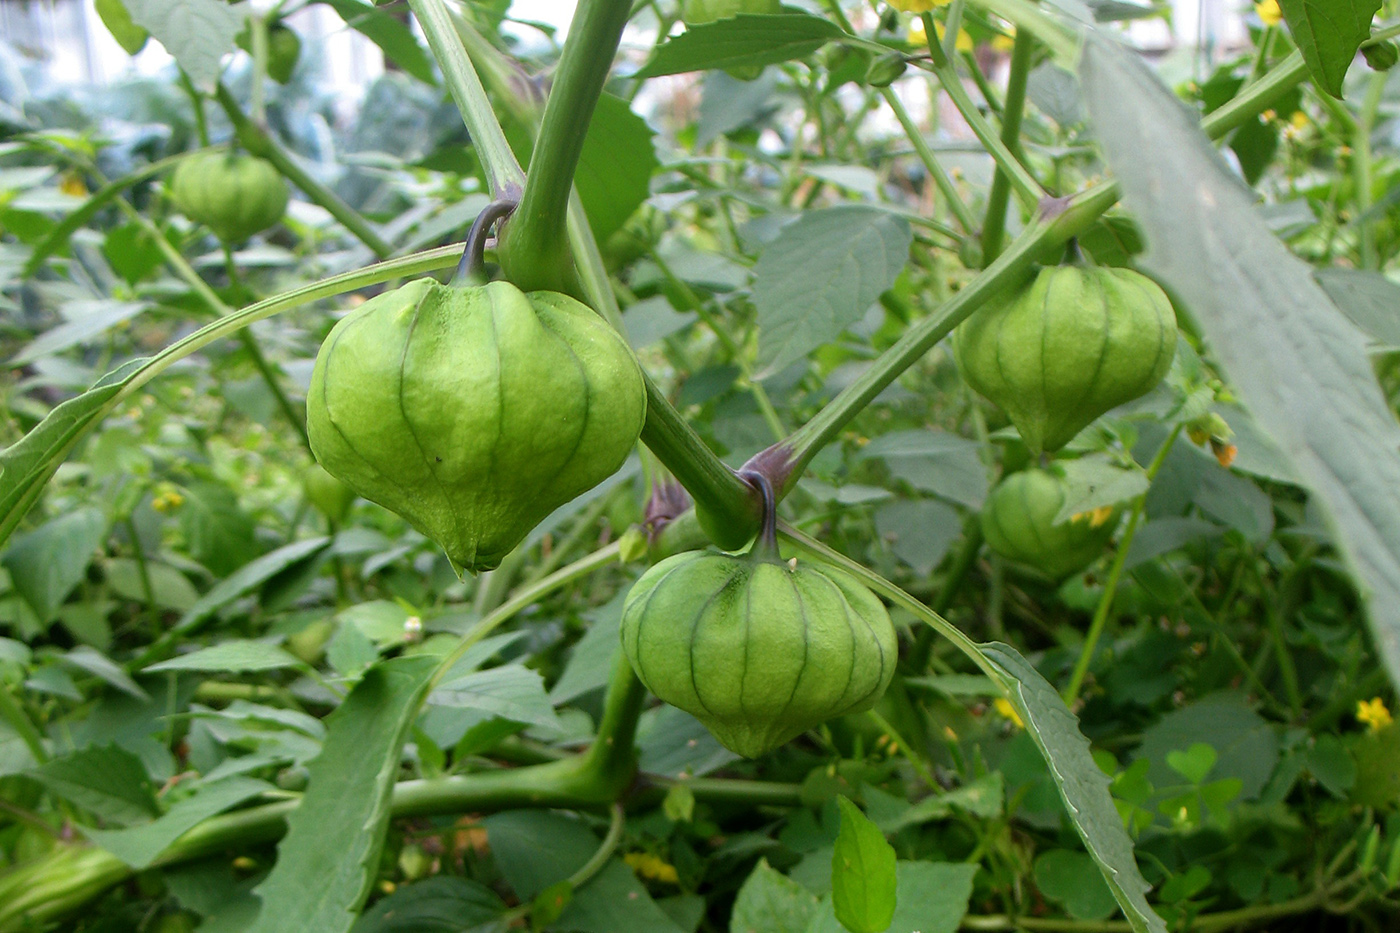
left=567, top=803, right=626, bottom=888
left=880, top=88, right=979, bottom=235
left=497, top=0, right=633, bottom=293
left=739, top=470, right=779, bottom=559
left=452, top=194, right=521, bottom=285
left=1062, top=424, right=1181, bottom=705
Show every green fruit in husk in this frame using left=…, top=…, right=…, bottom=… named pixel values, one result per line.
left=169, top=151, right=289, bottom=243
left=307, top=279, right=647, bottom=574
left=954, top=265, right=1177, bottom=453
left=620, top=547, right=898, bottom=758
left=980, top=469, right=1119, bottom=579
left=302, top=464, right=355, bottom=524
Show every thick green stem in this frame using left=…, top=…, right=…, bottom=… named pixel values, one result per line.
left=408, top=0, right=524, bottom=194
left=1354, top=72, right=1387, bottom=269
left=497, top=0, right=632, bottom=293
left=1062, top=425, right=1181, bottom=705
left=213, top=84, right=393, bottom=258
left=981, top=25, right=1036, bottom=263
left=920, top=13, right=1042, bottom=210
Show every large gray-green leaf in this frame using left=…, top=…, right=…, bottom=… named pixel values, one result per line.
left=753, top=206, right=912, bottom=378
left=981, top=642, right=1166, bottom=933
left=1277, top=0, right=1381, bottom=97
left=249, top=655, right=438, bottom=933
left=576, top=94, right=660, bottom=243
left=1082, top=34, right=1400, bottom=691
left=125, top=0, right=242, bottom=92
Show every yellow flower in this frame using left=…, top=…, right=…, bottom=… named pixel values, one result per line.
left=906, top=13, right=971, bottom=52
left=152, top=489, right=185, bottom=513
left=990, top=30, right=1015, bottom=53
left=624, top=852, right=680, bottom=884
left=1255, top=0, right=1282, bottom=26
left=889, top=0, right=951, bottom=12
left=993, top=697, right=1024, bottom=729
left=1357, top=697, right=1393, bottom=732
left=60, top=173, right=88, bottom=198
left=1071, top=505, right=1116, bottom=528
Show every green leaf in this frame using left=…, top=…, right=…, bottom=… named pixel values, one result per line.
left=555, top=861, right=687, bottom=933
left=0, top=358, right=144, bottom=550
left=1083, top=34, right=1400, bottom=691
left=1133, top=692, right=1278, bottom=802
left=981, top=642, right=1167, bottom=933
left=754, top=205, right=912, bottom=378
left=61, top=645, right=147, bottom=700
left=27, top=744, right=159, bottom=825
left=874, top=499, right=961, bottom=577
left=1035, top=850, right=1120, bottom=921
left=885, top=861, right=978, bottom=933
left=831, top=797, right=896, bottom=933
left=144, top=640, right=305, bottom=674
left=86, top=776, right=272, bottom=868
left=637, top=13, right=843, bottom=78
left=577, top=94, right=660, bottom=243
left=854, top=430, right=987, bottom=509
left=11, top=300, right=147, bottom=365
left=731, top=858, right=820, bottom=933
left=124, top=0, right=243, bottom=92
left=2, top=508, right=108, bottom=622
left=1314, top=267, right=1400, bottom=348
left=349, top=876, right=506, bottom=932
left=428, top=665, right=564, bottom=731
left=318, top=0, right=437, bottom=86
left=1277, top=0, right=1381, bottom=97
left=94, top=0, right=149, bottom=54
left=1164, top=743, right=1217, bottom=785
left=177, top=482, right=258, bottom=577
left=167, top=537, right=331, bottom=641
left=249, top=655, right=438, bottom=933
left=1051, top=457, right=1149, bottom=525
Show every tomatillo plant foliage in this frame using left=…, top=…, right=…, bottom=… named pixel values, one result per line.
left=0, top=0, right=1398, bottom=931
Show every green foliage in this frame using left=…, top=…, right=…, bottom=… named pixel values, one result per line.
left=1, top=1, right=1398, bottom=932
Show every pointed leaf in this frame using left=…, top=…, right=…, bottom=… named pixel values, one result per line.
left=637, top=13, right=843, bottom=78
left=2, top=508, right=108, bottom=622
left=831, top=797, right=897, bottom=933
left=248, top=655, right=438, bottom=933
left=1277, top=0, right=1381, bottom=97
left=28, top=744, right=159, bottom=825
left=124, top=0, right=243, bottom=92
left=981, top=642, right=1166, bottom=933
left=1083, top=33, right=1400, bottom=691
left=145, top=640, right=305, bottom=674
left=85, top=776, right=272, bottom=868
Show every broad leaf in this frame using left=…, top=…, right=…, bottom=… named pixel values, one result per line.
left=86, top=776, right=272, bottom=868
left=28, top=744, right=159, bottom=825
left=1314, top=267, right=1400, bottom=348
left=754, top=206, right=911, bottom=378
left=2, top=508, right=108, bottom=622
left=144, top=640, right=305, bottom=674
left=831, top=797, right=897, bottom=933
left=638, top=14, right=844, bottom=78
left=1277, top=0, right=1381, bottom=97
left=164, top=537, right=331, bottom=643
left=248, top=655, right=438, bottom=933
left=428, top=664, right=564, bottom=730
left=125, top=0, right=242, bottom=92
left=731, top=858, right=819, bottom=933
left=350, top=876, right=505, bottom=932
left=1083, top=33, right=1400, bottom=691
left=981, top=642, right=1166, bottom=933
left=577, top=94, right=660, bottom=242
left=1052, top=457, right=1149, bottom=525
left=319, top=0, right=438, bottom=86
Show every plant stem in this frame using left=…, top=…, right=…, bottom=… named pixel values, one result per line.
left=1354, top=71, right=1386, bottom=270
left=981, top=25, right=1036, bottom=263
left=1062, top=425, right=1181, bottom=706
left=497, top=0, right=632, bottom=293
left=920, top=13, right=1042, bottom=210
left=408, top=0, right=524, bottom=195
left=776, top=49, right=1310, bottom=500
left=881, top=88, right=980, bottom=235
left=212, top=85, right=393, bottom=259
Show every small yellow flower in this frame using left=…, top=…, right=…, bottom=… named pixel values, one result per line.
left=1255, top=0, right=1282, bottom=26
left=1071, top=505, right=1116, bottom=528
left=889, top=0, right=951, bottom=12
left=59, top=173, right=88, bottom=198
left=990, top=30, right=1015, bottom=53
left=1357, top=697, right=1393, bottom=732
left=1290, top=111, right=1308, bottom=130
left=624, top=852, right=680, bottom=884
left=908, top=16, right=972, bottom=52
left=993, top=697, right=1024, bottom=729
left=152, top=489, right=185, bottom=513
